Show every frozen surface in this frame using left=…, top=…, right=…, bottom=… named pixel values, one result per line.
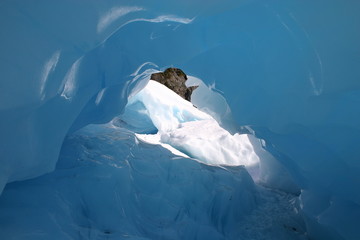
left=186, top=76, right=236, bottom=131
left=123, top=80, right=260, bottom=168
left=0, top=0, right=360, bottom=239
left=126, top=80, right=212, bottom=132
left=160, top=120, right=258, bottom=167
left=0, top=123, right=305, bottom=240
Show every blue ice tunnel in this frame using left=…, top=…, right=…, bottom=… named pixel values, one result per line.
left=0, top=0, right=360, bottom=239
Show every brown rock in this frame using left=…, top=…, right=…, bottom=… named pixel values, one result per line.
left=150, top=68, right=198, bottom=102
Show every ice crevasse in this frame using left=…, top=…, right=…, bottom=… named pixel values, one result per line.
left=0, top=0, right=360, bottom=239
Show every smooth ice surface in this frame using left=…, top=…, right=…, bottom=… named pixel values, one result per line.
left=127, top=80, right=212, bottom=132
left=186, top=76, right=237, bottom=131
left=1, top=0, right=360, bottom=239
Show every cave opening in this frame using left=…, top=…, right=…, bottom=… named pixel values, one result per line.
left=2, top=1, right=359, bottom=239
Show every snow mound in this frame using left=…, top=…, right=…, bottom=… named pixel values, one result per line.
left=161, top=120, right=259, bottom=166
left=128, top=80, right=212, bottom=132
left=120, top=80, right=260, bottom=169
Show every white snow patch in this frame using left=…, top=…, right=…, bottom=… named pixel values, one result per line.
left=160, top=120, right=259, bottom=167
left=129, top=80, right=211, bottom=132
left=126, top=80, right=260, bottom=174
left=135, top=133, right=190, bottom=158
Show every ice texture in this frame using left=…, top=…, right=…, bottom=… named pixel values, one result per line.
left=0, top=124, right=307, bottom=240
left=124, top=80, right=260, bottom=168
left=160, top=120, right=259, bottom=167
left=126, top=80, right=212, bottom=132
left=0, top=124, right=257, bottom=240
left=1, top=0, right=360, bottom=239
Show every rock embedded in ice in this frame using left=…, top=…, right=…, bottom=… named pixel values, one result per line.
left=127, top=80, right=211, bottom=132
left=150, top=68, right=199, bottom=102
left=124, top=79, right=260, bottom=171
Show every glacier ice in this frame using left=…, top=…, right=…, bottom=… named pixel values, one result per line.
left=122, top=80, right=260, bottom=168
left=0, top=123, right=307, bottom=239
left=126, top=80, right=212, bottom=132
left=0, top=124, right=255, bottom=239
left=160, top=120, right=258, bottom=166
left=1, top=0, right=360, bottom=239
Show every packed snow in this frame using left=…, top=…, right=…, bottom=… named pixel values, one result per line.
left=122, top=80, right=260, bottom=168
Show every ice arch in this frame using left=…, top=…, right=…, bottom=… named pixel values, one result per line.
left=1, top=0, right=360, bottom=239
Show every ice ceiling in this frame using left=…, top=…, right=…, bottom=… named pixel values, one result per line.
left=0, top=0, right=360, bottom=239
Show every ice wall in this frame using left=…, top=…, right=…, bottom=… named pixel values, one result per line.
left=1, top=0, right=360, bottom=239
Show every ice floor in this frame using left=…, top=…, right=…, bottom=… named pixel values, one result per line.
left=0, top=123, right=307, bottom=240
left=0, top=78, right=309, bottom=240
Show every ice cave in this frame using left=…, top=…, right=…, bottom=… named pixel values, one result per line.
left=0, top=0, right=360, bottom=239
